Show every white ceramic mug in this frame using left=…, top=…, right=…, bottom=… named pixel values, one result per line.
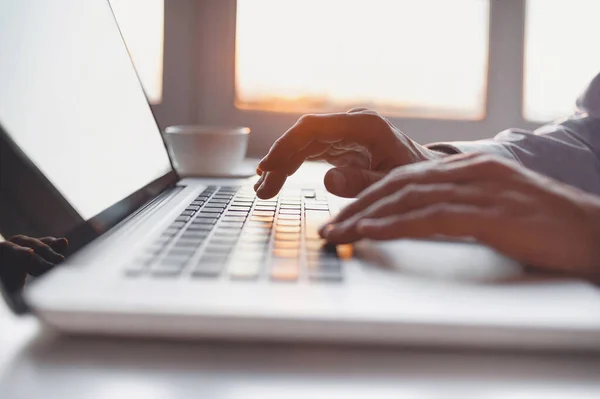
left=163, top=125, right=250, bottom=176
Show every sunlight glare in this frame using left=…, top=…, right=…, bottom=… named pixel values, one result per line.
left=236, top=0, right=489, bottom=119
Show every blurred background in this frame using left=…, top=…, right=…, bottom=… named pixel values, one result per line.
left=109, top=0, right=600, bottom=157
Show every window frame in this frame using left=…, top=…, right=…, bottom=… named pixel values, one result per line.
left=186, top=0, right=541, bottom=157
left=150, top=0, right=199, bottom=130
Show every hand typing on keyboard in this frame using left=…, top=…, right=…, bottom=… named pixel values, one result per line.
left=127, top=186, right=344, bottom=282
left=254, top=108, right=447, bottom=199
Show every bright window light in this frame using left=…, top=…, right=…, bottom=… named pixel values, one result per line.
left=524, top=0, right=600, bottom=122
left=109, top=0, right=164, bottom=104
left=236, top=0, right=489, bottom=120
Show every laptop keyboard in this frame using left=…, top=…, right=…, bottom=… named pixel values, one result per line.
left=126, top=186, right=344, bottom=282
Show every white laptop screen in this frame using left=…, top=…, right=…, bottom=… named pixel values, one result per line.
left=0, top=0, right=173, bottom=221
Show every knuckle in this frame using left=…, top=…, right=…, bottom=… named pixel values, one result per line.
left=10, top=234, right=26, bottom=241
left=476, top=155, right=515, bottom=174
left=297, top=113, right=317, bottom=125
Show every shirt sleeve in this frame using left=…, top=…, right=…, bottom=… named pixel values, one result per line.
left=427, top=72, right=600, bottom=196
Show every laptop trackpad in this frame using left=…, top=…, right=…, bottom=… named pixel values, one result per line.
left=354, top=239, right=524, bottom=282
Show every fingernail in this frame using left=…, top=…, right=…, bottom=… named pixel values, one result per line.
left=318, top=223, right=331, bottom=236
left=320, top=224, right=334, bottom=238
left=254, top=173, right=265, bottom=191
left=329, top=169, right=346, bottom=188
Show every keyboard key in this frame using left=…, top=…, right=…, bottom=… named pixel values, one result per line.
left=239, top=235, right=270, bottom=244
left=274, top=241, right=300, bottom=249
left=253, top=210, right=275, bottom=217
left=146, top=245, right=164, bottom=255
left=276, top=219, right=300, bottom=226
left=175, top=215, right=192, bottom=223
left=186, top=205, right=201, bottom=211
left=228, top=261, right=262, bottom=280
left=198, top=211, right=221, bottom=218
left=279, top=209, right=301, bottom=215
left=167, top=247, right=196, bottom=257
left=151, top=258, right=187, bottom=276
left=202, top=206, right=225, bottom=213
left=218, top=222, right=244, bottom=230
left=180, top=210, right=196, bottom=217
left=191, top=201, right=205, bottom=207
left=245, top=221, right=273, bottom=228
left=214, top=228, right=242, bottom=237
left=276, top=225, right=301, bottom=234
left=161, top=229, right=179, bottom=238
left=186, top=224, right=214, bottom=231
left=229, top=205, right=252, bottom=211
left=270, top=260, right=299, bottom=281
left=273, top=248, right=299, bottom=258
left=302, top=189, right=316, bottom=198
left=254, top=206, right=276, bottom=211
left=308, top=270, right=343, bottom=282
left=256, top=201, right=277, bottom=206
left=209, top=236, right=239, bottom=246
left=279, top=204, right=301, bottom=209
left=230, top=250, right=265, bottom=260
left=225, top=211, right=249, bottom=218
left=193, top=217, right=218, bottom=224
left=170, top=221, right=186, bottom=229
left=305, top=240, right=327, bottom=251
left=174, top=239, right=203, bottom=248
left=204, top=244, right=235, bottom=253
left=305, top=205, right=330, bottom=211
left=277, top=214, right=301, bottom=220
left=182, top=230, right=210, bottom=239
left=275, top=232, right=300, bottom=241
left=251, top=216, right=274, bottom=222
left=222, top=216, right=246, bottom=223
left=236, top=243, right=269, bottom=253
left=280, top=200, right=301, bottom=205
left=208, top=199, right=230, bottom=205
left=191, top=263, right=223, bottom=277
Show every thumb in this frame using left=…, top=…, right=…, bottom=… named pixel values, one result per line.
left=324, top=167, right=386, bottom=198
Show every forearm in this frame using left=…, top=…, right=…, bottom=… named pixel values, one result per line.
left=427, top=73, right=600, bottom=196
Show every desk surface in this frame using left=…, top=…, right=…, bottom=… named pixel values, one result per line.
left=2, top=301, right=600, bottom=399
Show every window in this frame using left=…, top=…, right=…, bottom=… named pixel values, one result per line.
left=109, top=0, right=164, bottom=104
left=235, top=0, right=490, bottom=120
left=524, top=0, right=600, bottom=122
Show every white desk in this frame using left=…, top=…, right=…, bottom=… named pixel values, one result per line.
left=1, top=300, right=600, bottom=399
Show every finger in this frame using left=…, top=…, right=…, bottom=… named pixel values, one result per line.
left=355, top=204, right=495, bottom=242
left=9, top=235, right=65, bottom=263
left=39, top=237, right=69, bottom=255
left=317, top=150, right=371, bottom=170
left=0, top=241, right=33, bottom=292
left=0, top=241, right=54, bottom=288
left=283, top=141, right=331, bottom=175
left=253, top=172, right=266, bottom=192
left=323, top=183, right=493, bottom=243
left=26, top=253, right=56, bottom=276
left=256, top=170, right=288, bottom=199
left=258, top=112, right=393, bottom=172
left=330, top=153, right=515, bottom=224
left=324, top=167, right=386, bottom=198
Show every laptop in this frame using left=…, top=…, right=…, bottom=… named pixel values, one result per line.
left=2, top=0, right=600, bottom=351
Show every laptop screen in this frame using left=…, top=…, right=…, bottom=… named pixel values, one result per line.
left=0, top=0, right=174, bottom=221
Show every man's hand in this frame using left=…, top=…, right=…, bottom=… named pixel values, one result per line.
left=255, top=108, right=445, bottom=199
left=0, top=236, right=68, bottom=293
left=322, top=153, right=600, bottom=279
